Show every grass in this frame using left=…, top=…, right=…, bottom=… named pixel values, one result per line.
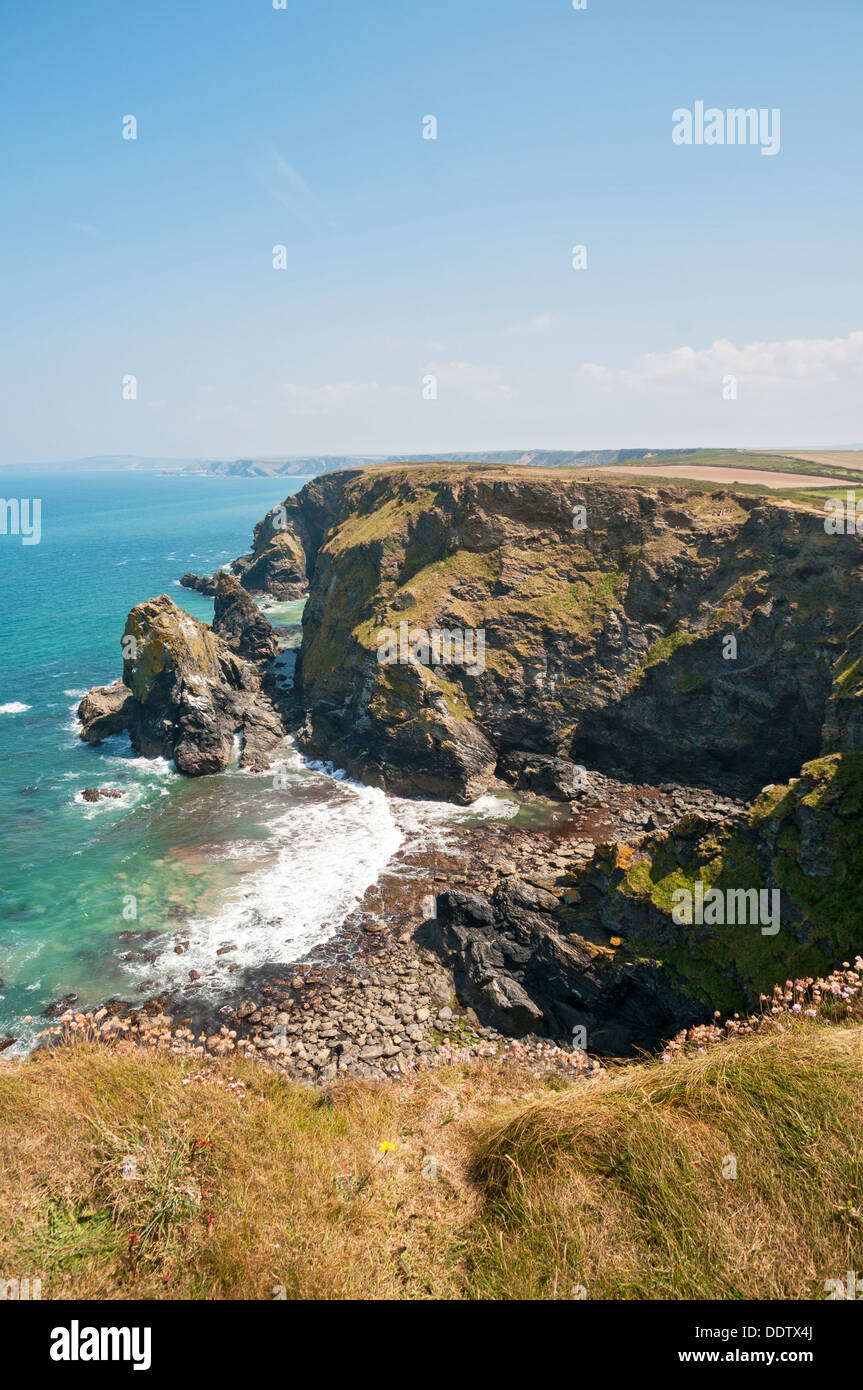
left=467, top=1024, right=863, bottom=1299
left=1, top=1021, right=861, bottom=1300
left=624, top=627, right=702, bottom=691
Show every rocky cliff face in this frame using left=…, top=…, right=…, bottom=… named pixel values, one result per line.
left=247, top=467, right=863, bottom=803
left=552, top=751, right=863, bottom=1019
left=79, top=594, right=285, bottom=774
left=231, top=472, right=360, bottom=598
left=74, top=466, right=863, bottom=1054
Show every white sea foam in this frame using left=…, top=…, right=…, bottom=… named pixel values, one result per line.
left=104, top=740, right=522, bottom=991
left=118, top=752, right=175, bottom=776
left=125, top=757, right=403, bottom=986
left=73, top=786, right=141, bottom=816
left=0, top=702, right=30, bottom=714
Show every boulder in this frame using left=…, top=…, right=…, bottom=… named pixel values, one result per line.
left=81, top=787, right=124, bottom=802
left=498, top=751, right=583, bottom=800
left=77, top=682, right=134, bottom=744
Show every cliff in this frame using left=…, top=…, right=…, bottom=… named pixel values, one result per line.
left=237, top=465, right=863, bottom=803
left=554, top=751, right=863, bottom=1016
left=433, top=752, right=863, bottom=1038
left=230, top=471, right=361, bottom=598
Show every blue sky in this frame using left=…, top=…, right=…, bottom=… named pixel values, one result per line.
left=1, top=0, right=861, bottom=464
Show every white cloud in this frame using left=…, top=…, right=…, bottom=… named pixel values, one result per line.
left=581, top=331, right=863, bottom=395
left=423, top=361, right=515, bottom=403
left=508, top=314, right=557, bottom=335
left=280, top=380, right=382, bottom=415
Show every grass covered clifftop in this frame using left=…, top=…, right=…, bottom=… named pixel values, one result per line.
left=1, top=1017, right=861, bottom=1300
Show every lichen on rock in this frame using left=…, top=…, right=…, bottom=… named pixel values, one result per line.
left=79, top=593, right=286, bottom=775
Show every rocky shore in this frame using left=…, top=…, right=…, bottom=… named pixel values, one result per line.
left=41, top=766, right=748, bottom=1085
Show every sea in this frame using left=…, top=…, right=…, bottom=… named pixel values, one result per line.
left=0, top=470, right=519, bottom=1046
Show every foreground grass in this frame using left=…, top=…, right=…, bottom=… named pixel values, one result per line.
left=1, top=1024, right=861, bottom=1300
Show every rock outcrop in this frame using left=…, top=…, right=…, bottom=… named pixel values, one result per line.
left=420, top=886, right=706, bottom=1054
left=79, top=594, right=285, bottom=774
left=412, top=750, right=863, bottom=1040
left=78, top=682, right=134, bottom=743
left=212, top=572, right=279, bottom=662
left=230, top=473, right=360, bottom=598
left=551, top=752, right=863, bottom=1017
left=179, top=572, right=218, bottom=596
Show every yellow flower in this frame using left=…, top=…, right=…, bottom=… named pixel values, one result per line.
left=378, top=1141, right=395, bottom=1154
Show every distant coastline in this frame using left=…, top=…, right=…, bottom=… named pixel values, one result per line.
left=5, top=445, right=863, bottom=481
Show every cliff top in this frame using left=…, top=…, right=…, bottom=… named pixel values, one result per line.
left=339, top=459, right=851, bottom=516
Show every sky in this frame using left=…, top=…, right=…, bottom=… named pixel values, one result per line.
left=1, top=0, right=861, bottom=466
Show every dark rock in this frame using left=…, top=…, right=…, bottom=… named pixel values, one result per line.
left=418, top=881, right=705, bottom=1053
left=78, top=594, right=287, bottom=776
left=81, top=786, right=124, bottom=803
left=0, top=1036, right=16, bottom=1053
left=498, top=751, right=582, bottom=801
left=230, top=474, right=361, bottom=599
left=212, top=572, right=279, bottom=662
left=179, top=572, right=218, bottom=596
left=44, top=993, right=79, bottom=1017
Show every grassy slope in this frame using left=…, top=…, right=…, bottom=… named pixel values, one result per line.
left=1, top=1022, right=861, bottom=1300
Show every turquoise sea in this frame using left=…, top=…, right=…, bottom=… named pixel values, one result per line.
left=0, top=471, right=517, bottom=1047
